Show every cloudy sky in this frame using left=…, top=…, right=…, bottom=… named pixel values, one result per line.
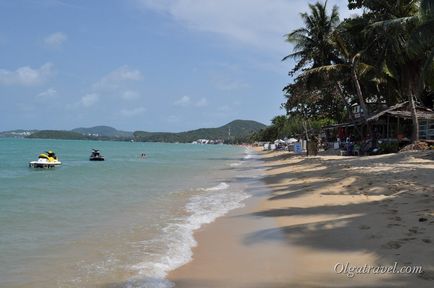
left=0, top=0, right=358, bottom=132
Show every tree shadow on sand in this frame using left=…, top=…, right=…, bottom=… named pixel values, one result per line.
left=243, top=151, right=434, bottom=287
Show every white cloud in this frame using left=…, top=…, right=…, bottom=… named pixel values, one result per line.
left=93, top=66, right=143, bottom=91
left=121, top=90, right=140, bottom=100
left=44, top=32, right=67, bottom=48
left=75, top=67, right=143, bottom=109
left=195, top=97, right=208, bottom=107
left=80, top=93, right=99, bottom=107
left=137, top=0, right=360, bottom=53
left=37, top=87, right=57, bottom=99
left=173, top=95, right=209, bottom=107
left=173, top=95, right=191, bottom=106
left=120, top=106, right=146, bottom=117
left=0, top=63, right=53, bottom=86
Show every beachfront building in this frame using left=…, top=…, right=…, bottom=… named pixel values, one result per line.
left=322, top=102, right=434, bottom=152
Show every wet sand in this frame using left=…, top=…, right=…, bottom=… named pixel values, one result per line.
left=169, top=150, right=434, bottom=287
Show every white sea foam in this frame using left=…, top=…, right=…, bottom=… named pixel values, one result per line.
left=229, top=162, right=242, bottom=167
left=128, top=182, right=250, bottom=288
left=243, top=154, right=253, bottom=159
left=201, top=182, right=229, bottom=191
left=243, top=147, right=256, bottom=160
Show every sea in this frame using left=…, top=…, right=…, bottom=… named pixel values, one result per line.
left=0, top=138, right=260, bottom=288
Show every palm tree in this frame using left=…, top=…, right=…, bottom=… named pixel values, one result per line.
left=282, top=1, right=340, bottom=75
left=366, top=0, right=434, bottom=142
left=283, top=1, right=344, bottom=141
left=296, top=19, right=376, bottom=141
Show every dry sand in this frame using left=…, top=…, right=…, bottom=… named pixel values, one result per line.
left=169, top=150, right=434, bottom=287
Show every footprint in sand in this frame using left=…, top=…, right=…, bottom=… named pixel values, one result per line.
left=407, top=226, right=426, bottom=236
left=381, top=241, right=401, bottom=249
left=418, top=270, right=434, bottom=281
left=368, top=234, right=382, bottom=240
left=382, top=209, right=398, bottom=215
left=408, top=228, right=418, bottom=235
left=359, top=225, right=371, bottom=230
left=399, top=237, right=417, bottom=242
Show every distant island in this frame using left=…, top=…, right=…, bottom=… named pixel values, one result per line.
left=2, top=120, right=266, bottom=144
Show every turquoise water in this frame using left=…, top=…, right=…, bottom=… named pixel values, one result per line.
left=0, top=138, right=255, bottom=288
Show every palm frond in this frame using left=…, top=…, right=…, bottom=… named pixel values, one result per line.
left=356, top=62, right=375, bottom=76
left=303, top=64, right=349, bottom=77
left=420, top=0, right=434, bottom=21
left=370, top=16, right=417, bottom=32
left=408, top=20, right=434, bottom=56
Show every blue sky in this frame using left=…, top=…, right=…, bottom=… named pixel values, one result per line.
left=0, top=0, right=358, bottom=132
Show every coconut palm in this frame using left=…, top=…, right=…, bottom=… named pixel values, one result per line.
left=282, top=1, right=340, bottom=75
left=367, top=0, right=434, bottom=142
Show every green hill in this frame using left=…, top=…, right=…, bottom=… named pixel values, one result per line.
left=72, top=126, right=132, bottom=138
left=133, top=120, right=266, bottom=143
left=24, top=120, right=267, bottom=143
left=27, top=130, right=89, bottom=140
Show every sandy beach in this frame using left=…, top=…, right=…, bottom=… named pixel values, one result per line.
left=169, top=149, right=434, bottom=287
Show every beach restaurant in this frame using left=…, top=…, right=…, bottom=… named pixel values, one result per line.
left=322, top=101, right=434, bottom=146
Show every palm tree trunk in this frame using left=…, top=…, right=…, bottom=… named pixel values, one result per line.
left=335, top=82, right=363, bottom=139
left=403, top=62, right=421, bottom=143
left=351, top=54, right=373, bottom=141
left=409, top=94, right=419, bottom=142
left=351, top=55, right=369, bottom=118
left=411, top=50, right=434, bottom=143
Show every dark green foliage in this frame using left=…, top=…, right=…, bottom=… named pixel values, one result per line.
left=27, top=130, right=89, bottom=140
left=72, top=126, right=133, bottom=138
left=251, top=115, right=335, bottom=141
left=280, top=0, right=434, bottom=143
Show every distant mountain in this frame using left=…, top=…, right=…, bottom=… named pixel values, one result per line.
left=133, top=120, right=267, bottom=143
left=23, top=120, right=267, bottom=143
left=72, top=126, right=133, bottom=138
left=0, top=129, right=38, bottom=138
left=27, top=130, right=88, bottom=140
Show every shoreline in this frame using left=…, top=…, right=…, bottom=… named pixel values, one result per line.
left=168, top=149, right=434, bottom=287
left=168, top=151, right=295, bottom=287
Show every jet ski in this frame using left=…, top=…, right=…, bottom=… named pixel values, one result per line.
left=89, top=149, right=104, bottom=161
left=29, top=150, right=61, bottom=168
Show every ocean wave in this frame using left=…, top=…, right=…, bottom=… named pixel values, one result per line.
left=201, top=182, right=229, bottom=191
left=243, top=154, right=253, bottom=160
left=127, top=182, right=249, bottom=288
left=243, top=147, right=255, bottom=160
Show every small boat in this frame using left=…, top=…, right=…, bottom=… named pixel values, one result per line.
left=29, top=150, right=61, bottom=168
left=89, top=149, right=104, bottom=161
